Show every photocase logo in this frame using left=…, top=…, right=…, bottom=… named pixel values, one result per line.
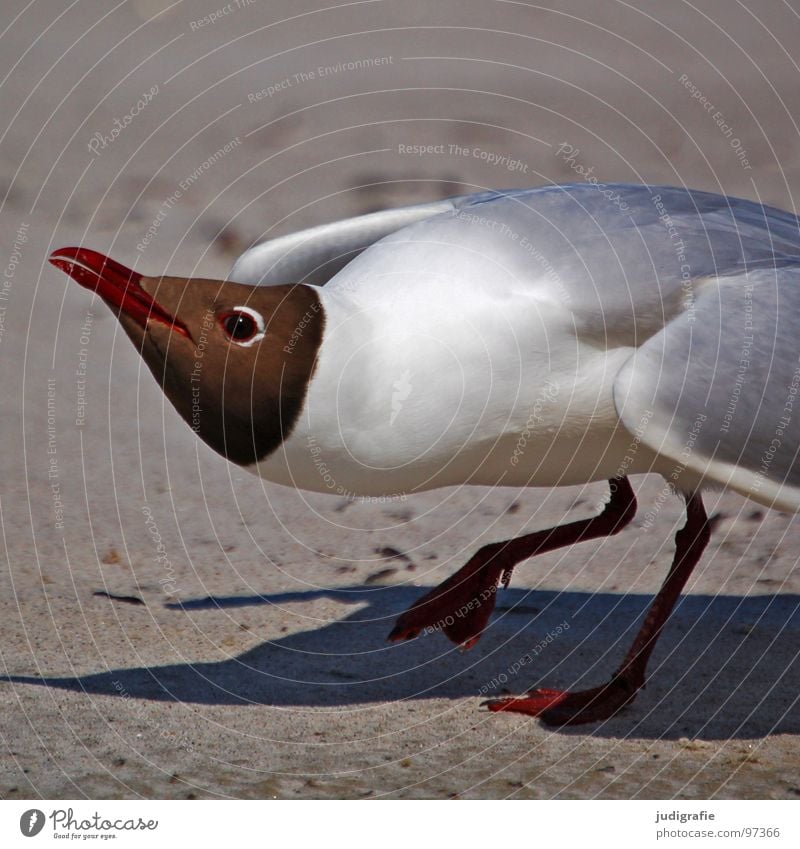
left=20, top=809, right=45, bottom=837
left=390, top=369, right=413, bottom=425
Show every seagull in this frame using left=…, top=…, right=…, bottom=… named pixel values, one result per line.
left=50, top=183, right=800, bottom=725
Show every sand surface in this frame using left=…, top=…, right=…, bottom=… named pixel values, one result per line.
left=1, top=0, right=799, bottom=799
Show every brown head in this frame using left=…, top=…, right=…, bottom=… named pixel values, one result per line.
left=49, top=247, right=325, bottom=466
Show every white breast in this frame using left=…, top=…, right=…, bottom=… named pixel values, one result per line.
left=253, top=213, right=658, bottom=496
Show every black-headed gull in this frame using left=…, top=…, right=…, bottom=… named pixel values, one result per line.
left=50, top=183, right=800, bottom=724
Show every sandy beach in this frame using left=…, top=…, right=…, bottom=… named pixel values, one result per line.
left=1, top=0, right=799, bottom=799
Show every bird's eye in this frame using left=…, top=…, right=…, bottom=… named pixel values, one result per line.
left=219, top=307, right=265, bottom=346
left=224, top=313, right=256, bottom=340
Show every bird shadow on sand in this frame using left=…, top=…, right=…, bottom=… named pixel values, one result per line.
left=3, top=584, right=798, bottom=741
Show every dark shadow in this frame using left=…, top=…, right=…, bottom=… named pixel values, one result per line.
left=3, top=584, right=798, bottom=740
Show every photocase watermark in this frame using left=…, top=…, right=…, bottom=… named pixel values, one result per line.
left=651, top=193, right=696, bottom=321
left=554, top=143, right=630, bottom=211
left=137, top=137, right=241, bottom=253
left=390, top=369, right=413, bottom=425
left=87, top=84, right=159, bottom=156
left=180, top=136, right=242, bottom=191
left=141, top=505, right=179, bottom=594
left=478, top=620, right=571, bottom=695
left=74, top=311, right=93, bottom=427
left=678, top=73, right=752, bottom=170
left=421, top=584, right=499, bottom=637
left=137, top=187, right=182, bottom=254
left=452, top=142, right=529, bottom=173
left=775, top=362, right=800, bottom=442
left=26, top=805, right=159, bottom=836
left=720, top=283, right=754, bottom=434
left=283, top=300, right=322, bottom=354
left=189, top=0, right=255, bottom=30
left=247, top=56, right=394, bottom=102
left=46, top=377, right=64, bottom=531
left=305, top=435, right=407, bottom=500
left=452, top=208, right=572, bottom=307
left=396, top=141, right=529, bottom=173
left=641, top=412, right=707, bottom=529
left=753, top=437, right=784, bottom=489
left=307, top=434, right=351, bottom=494
left=189, top=309, right=215, bottom=432
left=612, top=408, right=654, bottom=481
left=0, top=220, right=29, bottom=348
left=19, top=809, right=45, bottom=837
left=748, top=356, right=800, bottom=498
left=510, top=379, right=559, bottom=466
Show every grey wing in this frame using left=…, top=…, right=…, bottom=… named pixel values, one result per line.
left=229, top=183, right=800, bottom=300
left=229, top=197, right=458, bottom=286
left=466, top=185, right=800, bottom=341
left=613, top=266, right=800, bottom=511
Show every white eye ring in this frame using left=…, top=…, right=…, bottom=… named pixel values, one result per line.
left=220, top=305, right=266, bottom=347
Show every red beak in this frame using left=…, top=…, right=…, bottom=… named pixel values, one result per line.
left=49, top=247, right=190, bottom=339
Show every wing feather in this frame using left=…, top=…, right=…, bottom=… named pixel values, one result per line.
left=614, top=267, right=800, bottom=510
left=229, top=198, right=456, bottom=286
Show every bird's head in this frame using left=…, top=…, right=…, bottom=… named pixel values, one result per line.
left=49, top=247, right=324, bottom=466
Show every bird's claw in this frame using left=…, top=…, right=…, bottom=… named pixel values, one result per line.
left=387, top=542, right=518, bottom=648
left=485, top=678, right=638, bottom=725
left=387, top=595, right=494, bottom=649
left=484, top=688, right=567, bottom=716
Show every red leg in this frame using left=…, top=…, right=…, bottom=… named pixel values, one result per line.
left=488, top=491, right=711, bottom=725
left=387, top=478, right=636, bottom=649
